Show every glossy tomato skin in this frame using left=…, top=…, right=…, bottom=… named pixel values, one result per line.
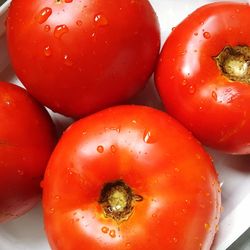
left=0, top=82, right=56, bottom=223
left=43, top=105, right=221, bottom=250
left=156, top=2, right=250, bottom=154
left=7, top=0, right=160, bottom=118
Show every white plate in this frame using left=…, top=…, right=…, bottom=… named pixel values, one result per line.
left=0, top=1, right=250, bottom=249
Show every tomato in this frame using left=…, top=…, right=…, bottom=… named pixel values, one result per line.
left=0, top=82, right=56, bottom=223
left=156, top=2, right=250, bottom=154
left=43, top=105, right=221, bottom=250
left=6, top=0, right=160, bottom=118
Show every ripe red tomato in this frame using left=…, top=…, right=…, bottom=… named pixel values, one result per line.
left=43, top=105, right=221, bottom=250
left=7, top=0, right=160, bottom=118
left=0, top=82, right=56, bottom=223
left=156, top=2, right=250, bottom=154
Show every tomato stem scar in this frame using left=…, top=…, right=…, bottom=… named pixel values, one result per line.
left=215, top=45, right=250, bottom=83
left=99, top=180, right=143, bottom=223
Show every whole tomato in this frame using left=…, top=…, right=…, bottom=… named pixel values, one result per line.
left=156, top=2, right=250, bottom=154
left=7, top=0, right=160, bottom=118
left=0, top=82, right=56, bottom=223
left=43, top=105, right=221, bottom=250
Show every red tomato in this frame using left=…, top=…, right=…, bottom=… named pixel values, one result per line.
left=43, top=105, right=221, bottom=250
left=0, top=82, right=56, bottom=223
left=7, top=0, right=160, bottom=118
left=156, top=2, right=250, bottom=154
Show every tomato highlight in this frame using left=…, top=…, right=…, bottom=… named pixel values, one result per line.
left=156, top=2, right=250, bottom=154
left=43, top=105, right=221, bottom=250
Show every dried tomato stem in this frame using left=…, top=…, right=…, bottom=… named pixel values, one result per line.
left=215, top=45, right=250, bottom=83
left=99, top=180, right=143, bottom=223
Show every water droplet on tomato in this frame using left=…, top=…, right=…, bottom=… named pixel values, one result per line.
left=49, top=208, right=55, bottom=214
left=109, top=229, right=116, bottom=238
left=212, top=91, right=217, bottom=101
left=76, top=20, right=83, bottom=26
left=182, top=208, right=187, bottom=214
left=201, top=175, right=206, bottom=181
left=174, top=167, right=180, bottom=172
left=203, top=31, right=211, bottom=39
left=110, top=145, right=116, bottom=153
left=63, top=55, right=73, bottom=66
left=66, top=167, right=73, bottom=176
left=195, top=153, right=201, bottom=159
left=4, top=99, right=11, bottom=105
left=182, top=79, right=188, bottom=86
left=188, top=84, right=196, bottom=94
left=17, top=169, right=24, bottom=176
left=37, top=7, right=52, bottom=24
left=143, top=130, right=156, bottom=144
left=125, top=242, right=131, bottom=248
left=54, top=195, right=61, bottom=200
left=200, top=204, right=205, bottom=209
left=94, top=14, right=108, bottom=27
left=101, top=226, right=109, bottom=234
left=97, top=145, right=104, bottom=153
left=204, top=223, right=210, bottom=230
left=44, top=25, right=51, bottom=32
left=173, top=237, right=178, bottom=243
left=110, top=127, right=120, bottom=133
left=54, top=24, right=69, bottom=38
left=44, top=46, right=52, bottom=57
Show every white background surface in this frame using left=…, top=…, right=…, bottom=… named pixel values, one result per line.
left=0, top=0, right=250, bottom=249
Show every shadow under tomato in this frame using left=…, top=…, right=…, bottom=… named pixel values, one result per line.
left=208, top=148, right=250, bottom=173
left=126, top=75, right=165, bottom=111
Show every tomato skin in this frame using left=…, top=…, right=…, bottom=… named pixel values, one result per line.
left=43, top=105, right=221, bottom=250
left=156, top=2, right=250, bottom=154
left=7, top=0, right=160, bottom=118
left=0, top=82, right=56, bottom=223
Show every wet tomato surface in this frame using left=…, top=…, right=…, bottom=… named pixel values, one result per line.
left=43, top=105, right=221, bottom=250
left=156, top=2, right=250, bottom=154
left=7, top=0, right=160, bottom=118
left=0, top=82, right=56, bottom=222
